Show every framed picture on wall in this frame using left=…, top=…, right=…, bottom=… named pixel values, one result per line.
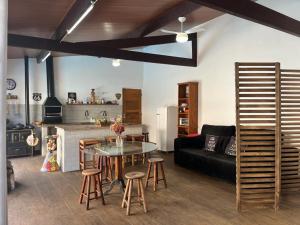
left=68, top=92, right=77, bottom=104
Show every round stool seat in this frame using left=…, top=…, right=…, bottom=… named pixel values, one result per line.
left=125, top=171, right=145, bottom=179
left=148, top=157, right=164, bottom=163
left=82, top=168, right=101, bottom=176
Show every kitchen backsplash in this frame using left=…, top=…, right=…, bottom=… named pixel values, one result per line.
left=7, top=104, right=122, bottom=125
left=62, top=105, right=122, bottom=123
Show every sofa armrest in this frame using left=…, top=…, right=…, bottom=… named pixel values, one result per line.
left=174, top=135, right=204, bottom=151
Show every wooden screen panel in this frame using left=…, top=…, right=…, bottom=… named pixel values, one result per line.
left=236, top=62, right=281, bottom=210
left=280, top=69, right=300, bottom=193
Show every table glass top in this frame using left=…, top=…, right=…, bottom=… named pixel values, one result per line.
left=85, top=142, right=157, bottom=156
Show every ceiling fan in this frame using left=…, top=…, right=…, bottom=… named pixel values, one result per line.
left=160, top=17, right=205, bottom=43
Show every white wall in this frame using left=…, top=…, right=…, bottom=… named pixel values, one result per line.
left=6, top=56, right=143, bottom=124
left=7, top=59, right=24, bottom=105
left=53, top=57, right=143, bottom=104
left=142, top=0, right=300, bottom=142
left=7, top=56, right=143, bottom=105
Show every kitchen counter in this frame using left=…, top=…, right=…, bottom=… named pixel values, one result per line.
left=55, top=123, right=140, bottom=131
left=54, top=123, right=143, bottom=172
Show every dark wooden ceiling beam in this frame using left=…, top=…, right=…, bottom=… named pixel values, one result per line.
left=190, top=0, right=300, bottom=38
left=76, top=33, right=196, bottom=49
left=192, top=33, right=197, bottom=66
left=8, top=34, right=196, bottom=67
left=37, top=0, right=97, bottom=63
left=125, top=1, right=202, bottom=38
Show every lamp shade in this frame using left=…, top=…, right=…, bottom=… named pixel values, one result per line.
left=176, top=32, right=188, bottom=43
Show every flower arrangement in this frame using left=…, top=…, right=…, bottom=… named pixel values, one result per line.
left=110, top=116, right=125, bottom=135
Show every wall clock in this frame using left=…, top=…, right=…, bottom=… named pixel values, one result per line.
left=7, top=79, right=16, bottom=90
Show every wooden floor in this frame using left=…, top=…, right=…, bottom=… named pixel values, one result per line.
left=8, top=153, right=300, bottom=225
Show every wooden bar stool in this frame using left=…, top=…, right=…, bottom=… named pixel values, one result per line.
left=122, top=172, right=147, bottom=216
left=79, top=139, right=101, bottom=170
left=142, top=132, right=149, bottom=142
left=79, top=169, right=105, bottom=210
left=97, top=155, right=113, bottom=183
left=145, top=158, right=167, bottom=191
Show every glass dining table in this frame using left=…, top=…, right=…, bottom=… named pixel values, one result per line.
left=85, top=141, right=157, bottom=194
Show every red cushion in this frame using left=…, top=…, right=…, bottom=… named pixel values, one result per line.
left=186, top=133, right=199, bottom=137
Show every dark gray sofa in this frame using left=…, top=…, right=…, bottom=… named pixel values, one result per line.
left=174, top=124, right=236, bottom=182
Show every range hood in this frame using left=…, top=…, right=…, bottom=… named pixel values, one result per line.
left=43, top=97, right=62, bottom=106
left=42, top=56, right=62, bottom=123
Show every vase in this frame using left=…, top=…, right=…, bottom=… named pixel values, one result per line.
left=116, top=135, right=123, bottom=147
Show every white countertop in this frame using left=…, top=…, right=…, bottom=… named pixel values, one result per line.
left=55, top=123, right=142, bottom=131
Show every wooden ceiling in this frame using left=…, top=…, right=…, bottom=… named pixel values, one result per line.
left=7, top=0, right=222, bottom=59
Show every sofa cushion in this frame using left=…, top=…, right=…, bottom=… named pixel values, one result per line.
left=204, top=135, right=219, bottom=152
left=206, top=153, right=236, bottom=167
left=215, top=136, right=231, bottom=154
left=179, top=148, right=215, bottom=162
left=179, top=148, right=215, bottom=157
left=225, top=136, right=236, bottom=156
left=177, top=148, right=216, bottom=172
left=201, top=124, right=236, bottom=137
left=206, top=153, right=236, bottom=181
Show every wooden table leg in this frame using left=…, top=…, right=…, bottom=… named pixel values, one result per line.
left=115, top=156, right=123, bottom=180
left=153, top=162, right=157, bottom=192
left=103, top=156, right=126, bottom=195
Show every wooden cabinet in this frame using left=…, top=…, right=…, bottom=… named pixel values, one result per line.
left=177, top=82, right=198, bottom=137
left=122, top=88, right=142, bottom=124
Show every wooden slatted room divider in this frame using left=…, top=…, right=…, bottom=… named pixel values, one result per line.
left=280, top=69, right=300, bottom=193
left=235, top=62, right=281, bottom=210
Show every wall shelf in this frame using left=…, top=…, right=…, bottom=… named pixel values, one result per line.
left=177, top=82, right=198, bottom=137
left=65, top=104, right=119, bottom=106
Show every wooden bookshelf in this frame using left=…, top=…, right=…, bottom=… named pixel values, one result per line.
left=177, top=82, right=198, bottom=137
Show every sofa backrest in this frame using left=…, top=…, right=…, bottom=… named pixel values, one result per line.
left=201, top=124, right=236, bottom=137
left=201, top=124, right=236, bottom=154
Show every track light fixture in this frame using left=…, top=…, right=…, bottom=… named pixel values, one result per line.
left=41, top=52, right=51, bottom=62
left=66, top=0, right=97, bottom=35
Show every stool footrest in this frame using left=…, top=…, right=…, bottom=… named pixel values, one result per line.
left=147, top=177, right=164, bottom=182
left=123, top=200, right=145, bottom=205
